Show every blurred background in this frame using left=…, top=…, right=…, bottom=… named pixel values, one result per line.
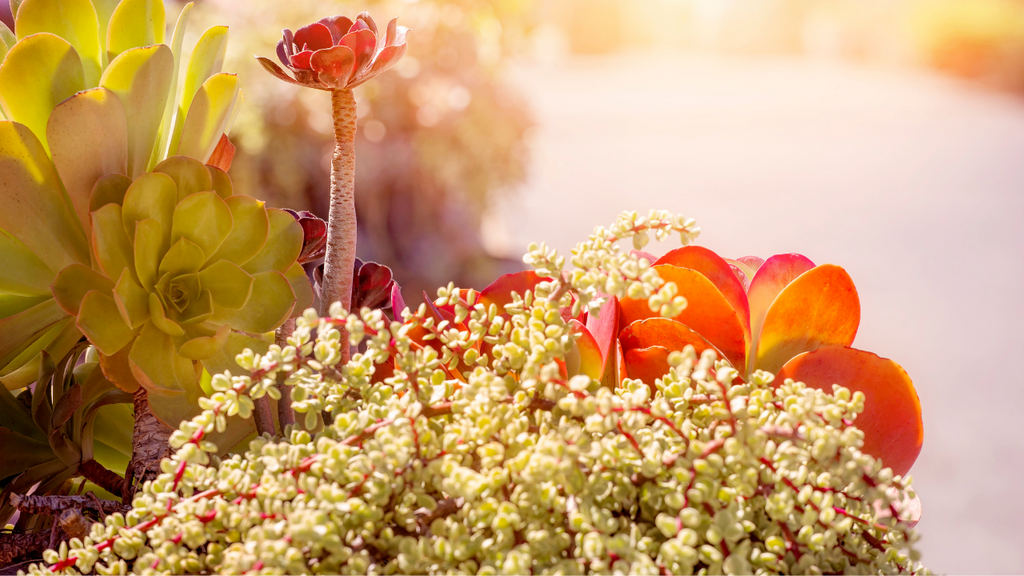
left=5, top=0, right=1023, bottom=572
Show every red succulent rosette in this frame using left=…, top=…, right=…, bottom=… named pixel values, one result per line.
left=258, top=11, right=409, bottom=90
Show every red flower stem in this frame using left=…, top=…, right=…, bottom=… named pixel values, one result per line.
left=320, top=88, right=358, bottom=366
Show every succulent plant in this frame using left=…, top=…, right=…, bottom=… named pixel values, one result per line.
left=48, top=156, right=312, bottom=426
left=19, top=211, right=927, bottom=575
left=258, top=11, right=409, bottom=369
left=0, top=0, right=243, bottom=391
left=257, top=11, right=409, bottom=91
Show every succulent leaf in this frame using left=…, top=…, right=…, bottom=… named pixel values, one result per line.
left=51, top=263, right=114, bottom=315
left=46, top=87, right=128, bottom=236
left=0, top=299, right=68, bottom=369
left=755, top=264, right=860, bottom=374
left=0, top=121, right=90, bottom=271
left=242, top=208, right=303, bottom=274
left=154, top=155, right=212, bottom=201
left=77, top=290, right=135, bottom=355
left=88, top=172, right=132, bottom=212
left=121, top=171, right=176, bottom=249
left=0, top=34, right=85, bottom=151
left=90, top=203, right=135, bottom=283
left=177, top=73, right=241, bottom=163
left=14, top=0, right=102, bottom=86
left=105, top=0, right=165, bottom=59
left=0, top=230, right=56, bottom=297
left=99, top=44, right=174, bottom=178
left=211, top=270, right=295, bottom=334
left=113, top=268, right=149, bottom=329
left=198, top=260, right=254, bottom=310
left=169, top=191, right=233, bottom=259
left=209, top=196, right=269, bottom=266
left=168, top=25, right=228, bottom=156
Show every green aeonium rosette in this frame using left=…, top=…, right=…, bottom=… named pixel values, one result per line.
left=50, top=156, right=311, bottom=426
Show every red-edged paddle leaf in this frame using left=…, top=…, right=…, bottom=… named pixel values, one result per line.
left=736, top=255, right=765, bottom=273
left=309, top=44, right=355, bottom=89
left=615, top=340, right=628, bottom=386
left=292, top=22, right=334, bottom=53
left=585, top=295, right=619, bottom=371
left=724, top=258, right=756, bottom=292
left=654, top=246, right=751, bottom=339
left=629, top=249, right=658, bottom=264
left=618, top=317, right=720, bottom=356
left=776, top=345, right=922, bottom=476
left=623, top=346, right=671, bottom=387
left=747, top=253, right=816, bottom=369
left=569, top=319, right=602, bottom=380
left=755, top=264, right=859, bottom=374
left=479, top=270, right=546, bottom=312
left=620, top=265, right=747, bottom=370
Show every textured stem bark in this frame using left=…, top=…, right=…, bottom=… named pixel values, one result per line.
left=321, top=88, right=357, bottom=364
left=78, top=459, right=124, bottom=499
left=252, top=396, right=276, bottom=437
left=10, top=494, right=129, bottom=516
left=123, top=388, right=173, bottom=502
left=275, top=317, right=296, bottom=431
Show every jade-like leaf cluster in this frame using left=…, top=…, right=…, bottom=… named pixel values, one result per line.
left=23, top=212, right=926, bottom=575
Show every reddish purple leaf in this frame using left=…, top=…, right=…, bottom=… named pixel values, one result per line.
left=293, top=22, right=334, bottom=52
left=310, top=45, right=356, bottom=90
left=391, top=283, right=407, bottom=316
left=340, top=28, right=378, bottom=73
left=351, top=259, right=396, bottom=312
left=319, top=15, right=354, bottom=43
left=290, top=50, right=313, bottom=70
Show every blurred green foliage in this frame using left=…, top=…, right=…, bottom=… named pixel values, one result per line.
left=189, top=0, right=536, bottom=299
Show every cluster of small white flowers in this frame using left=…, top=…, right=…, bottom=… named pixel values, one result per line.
left=24, top=212, right=926, bottom=576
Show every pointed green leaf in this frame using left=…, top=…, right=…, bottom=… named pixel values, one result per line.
left=105, top=0, right=165, bottom=59
left=158, top=237, right=204, bottom=278
left=154, top=156, right=211, bottom=202
left=0, top=229, right=56, bottom=297
left=167, top=25, right=227, bottom=157
left=177, top=73, right=239, bottom=164
left=211, top=270, right=294, bottom=334
left=0, top=35, right=84, bottom=148
left=285, top=262, right=314, bottom=315
left=91, top=0, right=120, bottom=63
left=133, top=218, right=162, bottom=291
left=128, top=321, right=198, bottom=398
left=153, top=1, right=193, bottom=165
left=0, top=427, right=55, bottom=480
left=198, top=260, right=253, bottom=310
left=9, top=0, right=25, bottom=19
left=121, top=171, right=175, bottom=246
left=0, top=299, right=66, bottom=370
left=51, top=263, right=114, bottom=315
left=14, top=0, right=101, bottom=86
left=148, top=292, right=183, bottom=336
left=99, top=44, right=173, bottom=178
left=0, top=381, right=45, bottom=440
left=113, top=268, right=148, bottom=328
left=178, top=322, right=229, bottom=361
left=90, top=203, right=134, bottom=284
left=89, top=173, right=132, bottom=212
left=171, top=191, right=232, bottom=259
left=78, top=289, right=135, bottom=355
left=46, top=88, right=128, bottom=237
left=209, top=195, right=268, bottom=267
left=0, top=21, right=15, bottom=50
left=0, top=294, right=49, bottom=320
left=0, top=121, right=90, bottom=271
left=208, top=165, right=232, bottom=198
left=242, top=208, right=301, bottom=274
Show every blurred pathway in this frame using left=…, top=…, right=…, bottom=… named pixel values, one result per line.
left=500, top=52, right=1024, bottom=574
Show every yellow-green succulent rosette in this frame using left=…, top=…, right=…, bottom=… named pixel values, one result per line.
left=51, top=157, right=311, bottom=426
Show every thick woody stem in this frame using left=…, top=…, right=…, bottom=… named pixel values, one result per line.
left=78, top=459, right=125, bottom=499
left=123, top=388, right=174, bottom=502
left=274, top=317, right=296, bottom=431
left=321, top=88, right=358, bottom=364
